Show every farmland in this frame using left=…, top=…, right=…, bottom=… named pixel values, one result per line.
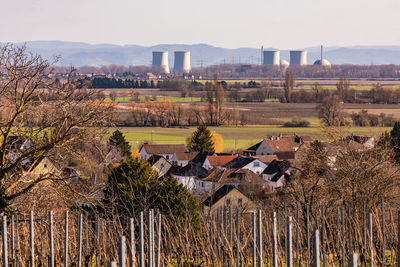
left=116, top=125, right=392, bottom=151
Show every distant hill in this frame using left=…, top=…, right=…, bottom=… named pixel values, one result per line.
left=3, top=41, right=400, bottom=67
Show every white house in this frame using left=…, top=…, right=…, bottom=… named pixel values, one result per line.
left=170, top=151, right=198, bottom=167
left=223, top=157, right=268, bottom=175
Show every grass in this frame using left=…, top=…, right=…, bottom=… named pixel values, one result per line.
left=113, top=125, right=392, bottom=151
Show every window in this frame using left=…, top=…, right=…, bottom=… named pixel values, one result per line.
left=201, top=182, right=204, bottom=187
left=253, top=161, right=260, bottom=167
left=166, top=155, right=169, bottom=160
left=44, top=163, right=47, bottom=168
left=226, top=198, right=231, bottom=206
left=238, top=198, right=243, bottom=205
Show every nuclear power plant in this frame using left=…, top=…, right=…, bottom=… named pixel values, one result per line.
left=174, top=51, right=191, bottom=73
left=290, top=50, right=307, bottom=65
left=263, top=51, right=280, bottom=65
left=313, top=45, right=331, bottom=67
left=152, top=51, right=170, bottom=73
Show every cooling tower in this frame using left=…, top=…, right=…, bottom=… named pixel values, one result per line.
left=289, top=50, right=307, bottom=66
left=174, top=51, right=191, bottom=73
left=152, top=51, right=170, bottom=73
left=263, top=51, right=280, bottom=65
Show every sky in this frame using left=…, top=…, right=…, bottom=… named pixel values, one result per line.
left=1, top=0, right=400, bottom=49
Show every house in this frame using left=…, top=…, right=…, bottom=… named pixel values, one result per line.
left=139, top=144, right=188, bottom=161
left=205, top=154, right=238, bottom=169
left=222, top=157, right=267, bottom=175
left=171, top=151, right=198, bottom=167
left=202, top=185, right=256, bottom=214
left=243, top=136, right=300, bottom=157
left=22, top=157, right=60, bottom=179
left=253, top=155, right=278, bottom=164
left=189, top=151, right=215, bottom=169
left=262, top=160, right=292, bottom=190
left=343, top=135, right=375, bottom=149
left=147, top=155, right=172, bottom=177
left=170, top=163, right=208, bottom=191
left=196, top=168, right=266, bottom=194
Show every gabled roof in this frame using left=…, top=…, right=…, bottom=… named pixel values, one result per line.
left=141, top=144, right=188, bottom=155
left=190, top=151, right=215, bottom=165
left=265, top=137, right=298, bottom=153
left=275, top=151, right=296, bottom=160
left=170, top=163, right=208, bottom=177
left=344, top=135, right=373, bottom=144
left=202, top=185, right=238, bottom=207
left=243, top=140, right=263, bottom=152
left=207, top=155, right=238, bottom=166
left=174, top=151, right=199, bottom=161
left=223, top=157, right=256, bottom=169
left=262, top=160, right=291, bottom=182
left=147, top=155, right=166, bottom=166
left=253, top=155, right=278, bottom=164
left=201, top=168, right=265, bottom=185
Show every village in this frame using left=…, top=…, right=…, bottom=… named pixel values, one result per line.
left=137, top=131, right=377, bottom=213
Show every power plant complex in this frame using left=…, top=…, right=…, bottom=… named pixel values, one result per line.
left=262, top=46, right=330, bottom=67
left=152, top=51, right=191, bottom=74
left=151, top=45, right=330, bottom=73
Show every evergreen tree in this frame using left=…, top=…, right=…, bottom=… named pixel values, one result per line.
left=103, top=158, right=200, bottom=228
left=187, top=126, right=215, bottom=152
left=109, top=130, right=132, bottom=158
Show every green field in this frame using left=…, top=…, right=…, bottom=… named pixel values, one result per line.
left=114, top=125, right=392, bottom=152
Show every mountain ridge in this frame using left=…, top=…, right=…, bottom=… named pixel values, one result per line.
left=2, top=41, right=400, bottom=67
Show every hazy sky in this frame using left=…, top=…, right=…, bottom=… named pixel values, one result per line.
left=1, top=0, right=400, bottom=49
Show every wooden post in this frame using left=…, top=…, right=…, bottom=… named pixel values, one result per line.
left=64, top=210, right=69, bottom=267
left=129, top=218, right=135, bottom=267
left=349, top=254, right=358, bottom=267
left=30, top=211, right=34, bottom=267
left=236, top=208, right=240, bottom=267
left=119, top=236, right=126, bottom=267
left=49, top=211, right=54, bottom=267
left=252, top=212, right=256, bottom=267
left=156, top=213, right=161, bottom=267
left=78, top=214, right=83, bottom=267
left=3, top=216, right=8, bottom=267
left=257, top=210, right=263, bottom=267
left=286, top=216, right=293, bottom=267
left=272, top=212, right=278, bottom=267
left=313, top=230, right=320, bottom=267
left=139, top=212, right=144, bottom=267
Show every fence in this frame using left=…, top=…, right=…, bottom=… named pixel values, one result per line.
left=0, top=200, right=399, bottom=266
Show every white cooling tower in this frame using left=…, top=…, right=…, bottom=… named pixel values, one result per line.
left=290, top=50, right=307, bottom=66
left=263, top=51, right=280, bottom=65
left=174, top=51, right=191, bottom=73
left=152, top=51, right=170, bottom=73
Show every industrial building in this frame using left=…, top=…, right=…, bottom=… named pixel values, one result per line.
left=263, top=51, right=280, bottom=65
left=313, top=46, right=331, bottom=67
left=174, top=51, right=191, bottom=73
left=152, top=51, right=170, bottom=73
left=290, top=50, right=307, bottom=66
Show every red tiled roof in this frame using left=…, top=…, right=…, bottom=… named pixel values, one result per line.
left=207, top=155, right=238, bottom=166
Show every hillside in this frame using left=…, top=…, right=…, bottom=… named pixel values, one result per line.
left=3, top=41, right=400, bottom=67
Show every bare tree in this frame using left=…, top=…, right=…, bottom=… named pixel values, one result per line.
left=0, top=44, right=114, bottom=212
left=283, top=68, right=294, bottom=103
left=317, top=93, right=346, bottom=127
